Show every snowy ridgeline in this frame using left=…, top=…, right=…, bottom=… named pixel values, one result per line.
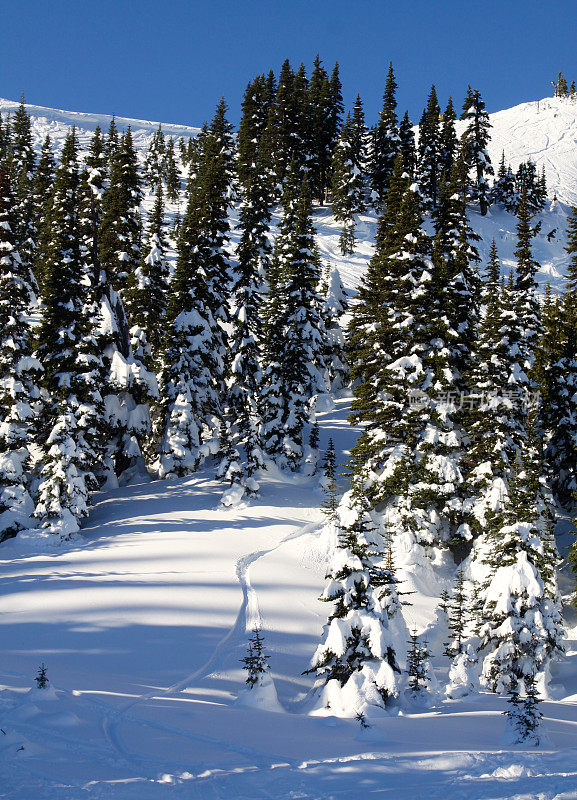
left=0, top=93, right=575, bottom=293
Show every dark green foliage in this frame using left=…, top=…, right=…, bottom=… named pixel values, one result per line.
left=407, top=631, right=430, bottom=693
left=417, top=85, right=441, bottom=211
left=368, top=62, right=400, bottom=208
left=35, top=663, right=49, bottom=689
left=241, top=629, right=270, bottom=688
left=99, top=127, right=142, bottom=294
left=460, top=87, right=493, bottom=215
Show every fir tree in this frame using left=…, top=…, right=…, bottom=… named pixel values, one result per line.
left=417, top=85, right=441, bottom=211
left=32, top=135, right=56, bottom=286
left=478, top=437, right=564, bottom=694
left=443, top=564, right=469, bottom=658
left=398, top=111, right=416, bottom=179
left=368, top=62, right=400, bottom=209
left=492, top=151, right=517, bottom=212
left=10, top=97, right=37, bottom=281
left=164, top=137, right=180, bottom=203
left=321, top=438, right=339, bottom=520
left=321, top=266, right=349, bottom=391
left=331, top=97, right=368, bottom=254
left=262, top=175, right=327, bottom=470
left=157, top=103, right=235, bottom=477
left=460, top=87, right=493, bottom=215
left=0, top=163, right=42, bottom=542
left=406, top=631, right=431, bottom=695
left=308, top=55, right=337, bottom=204
left=503, top=670, right=543, bottom=745
left=309, top=480, right=400, bottom=715
left=124, top=182, right=169, bottom=368
left=241, top=628, right=270, bottom=688
left=99, top=127, right=142, bottom=295
left=219, top=139, right=273, bottom=492
left=35, top=663, right=49, bottom=689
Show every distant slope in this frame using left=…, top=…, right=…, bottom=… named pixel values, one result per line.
left=0, top=97, right=200, bottom=154
left=482, top=96, right=577, bottom=206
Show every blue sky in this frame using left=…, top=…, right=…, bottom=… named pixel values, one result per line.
left=2, top=0, right=576, bottom=128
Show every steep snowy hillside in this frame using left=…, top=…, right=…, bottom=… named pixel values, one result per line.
left=1, top=93, right=575, bottom=291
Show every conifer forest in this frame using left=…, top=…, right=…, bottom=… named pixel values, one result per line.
left=3, top=58, right=577, bottom=799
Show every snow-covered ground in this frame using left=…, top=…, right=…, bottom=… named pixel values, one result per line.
left=1, top=398, right=577, bottom=799
left=3, top=92, right=577, bottom=797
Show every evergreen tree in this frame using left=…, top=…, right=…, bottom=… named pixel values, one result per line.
left=219, top=140, right=273, bottom=492
left=34, top=130, right=108, bottom=531
left=105, top=115, right=120, bottom=164
left=99, top=127, right=142, bottom=294
left=462, top=243, right=520, bottom=531
left=237, top=75, right=273, bottom=190
left=320, top=438, right=339, bottom=520
left=417, top=85, right=441, bottom=211
left=32, top=135, right=56, bottom=285
left=124, top=182, right=169, bottom=368
left=0, top=163, right=42, bottom=542
left=406, top=631, right=431, bottom=695
left=144, top=124, right=166, bottom=191
left=443, top=564, right=469, bottom=658
left=398, top=111, right=416, bottom=179
left=514, top=187, right=543, bottom=387
left=85, top=125, right=107, bottom=214
left=478, top=435, right=564, bottom=694
left=10, top=97, right=37, bottom=254
left=164, top=137, right=180, bottom=202
left=349, top=166, right=473, bottom=548
left=368, top=62, right=400, bottom=209
left=504, top=671, right=544, bottom=745
left=492, top=151, right=517, bottom=212
left=35, top=663, right=49, bottom=689
left=460, top=87, right=493, bottom=215
left=262, top=175, right=327, bottom=470
left=331, top=97, right=368, bottom=254
left=321, top=266, right=349, bottom=391
left=546, top=207, right=577, bottom=504
left=309, top=480, right=400, bottom=715
left=158, top=101, right=235, bottom=477
left=439, top=97, right=458, bottom=183
left=308, top=55, right=336, bottom=204
left=241, top=629, right=270, bottom=688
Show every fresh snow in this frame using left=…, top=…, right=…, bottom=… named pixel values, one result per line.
left=3, top=93, right=577, bottom=797
left=1, top=399, right=577, bottom=799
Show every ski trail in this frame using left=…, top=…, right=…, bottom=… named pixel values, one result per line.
left=101, top=518, right=321, bottom=766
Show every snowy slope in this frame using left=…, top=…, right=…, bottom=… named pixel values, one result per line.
left=1, top=93, right=575, bottom=291
left=2, top=398, right=577, bottom=799
left=3, top=92, right=577, bottom=797
left=0, top=97, right=200, bottom=156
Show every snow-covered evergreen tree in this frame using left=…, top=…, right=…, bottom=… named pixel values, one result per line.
left=478, top=430, right=564, bottom=694
left=99, top=127, right=142, bottom=295
left=406, top=631, right=431, bottom=696
left=331, top=96, right=368, bottom=255
left=309, top=479, right=400, bottom=717
left=124, top=182, right=169, bottom=368
left=0, top=163, right=42, bottom=541
left=321, top=266, right=349, bottom=392
left=10, top=98, right=37, bottom=286
left=262, top=174, right=327, bottom=470
left=220, top=140, right=272, bottom=493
